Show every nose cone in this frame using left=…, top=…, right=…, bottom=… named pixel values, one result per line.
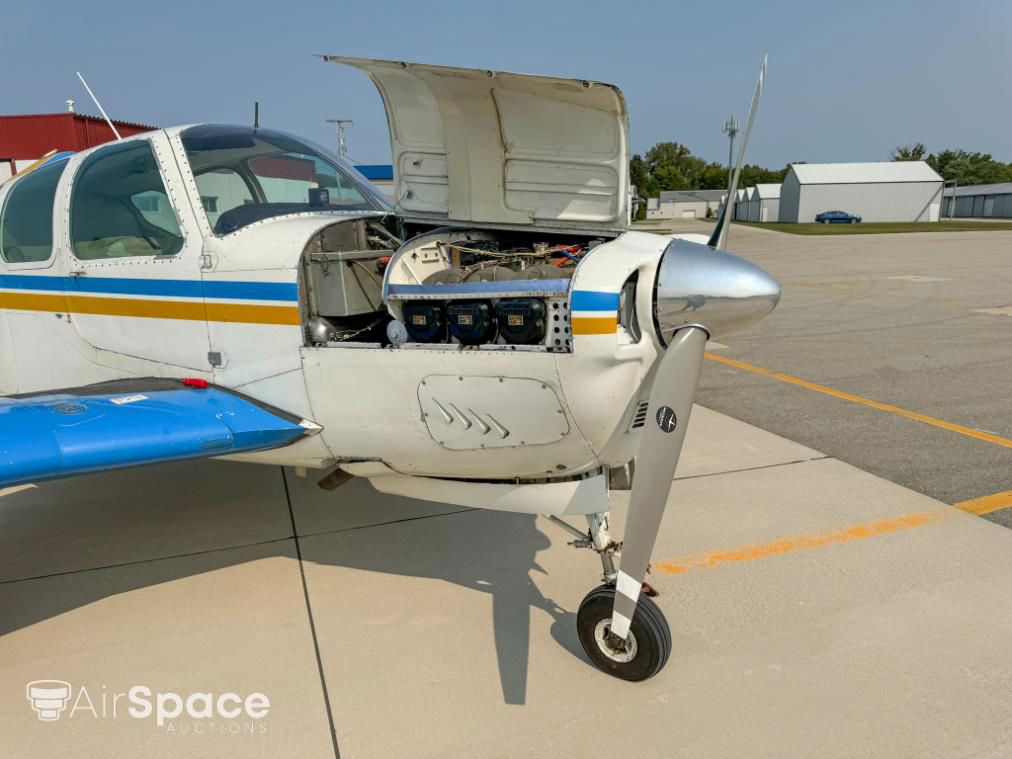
left=654, top=238, right=780, bottom=344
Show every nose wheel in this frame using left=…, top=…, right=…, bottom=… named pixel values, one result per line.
left=577, top=584, right=671, bottom=681
left=547, top=513, right=673, bottom=681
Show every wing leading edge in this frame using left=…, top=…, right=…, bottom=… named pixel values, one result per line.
left=0, top=379, right=320, bottom=488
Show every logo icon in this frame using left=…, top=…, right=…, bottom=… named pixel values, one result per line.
left=655, top=405, right=677, bottom=433
left=26, top=680, right=72, bottom=721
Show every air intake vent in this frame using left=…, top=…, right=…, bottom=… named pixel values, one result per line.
left=630, top=400, right=649, bottom=429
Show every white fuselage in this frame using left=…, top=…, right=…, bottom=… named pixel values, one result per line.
left=0, top=128, right=667, bottom=487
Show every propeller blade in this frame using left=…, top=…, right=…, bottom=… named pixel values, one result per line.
left=610, top=326, right=707, bottom=639
left=707, top=54, right=767, bottom=252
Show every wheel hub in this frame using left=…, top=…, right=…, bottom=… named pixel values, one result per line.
left=594, top=619, right=638, bottom=663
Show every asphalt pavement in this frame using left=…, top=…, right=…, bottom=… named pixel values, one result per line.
left=654, top=219, right=1012, bottom=526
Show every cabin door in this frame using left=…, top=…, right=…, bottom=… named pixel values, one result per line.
left=59, top=133, right=211, bottom=372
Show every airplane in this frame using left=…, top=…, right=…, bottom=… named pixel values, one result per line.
left=0, top=55, right=777, bottom=681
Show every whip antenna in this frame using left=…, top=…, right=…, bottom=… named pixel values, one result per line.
left=76, top=72, right=121, bottom=140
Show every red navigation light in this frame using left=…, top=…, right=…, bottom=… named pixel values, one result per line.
left=182, top=378, right=209, bottom=389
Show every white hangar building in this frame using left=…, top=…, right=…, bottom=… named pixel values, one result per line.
left=646, top=189, right=725, bottom=220
left=941, top=182, right=1012, bottom=218
left=738, top=187, right=756, bottom=221
left=779, top=161, right=943, bottom=223
left=732, top=188, right=747, bottom=220
left=750, top=183, right=781, bottom=222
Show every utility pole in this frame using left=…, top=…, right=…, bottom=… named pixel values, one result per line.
left=721, top=115, right=739, bottom=193
left=326, top=119, right=353, bottom=159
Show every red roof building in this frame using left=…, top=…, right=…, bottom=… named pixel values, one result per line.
left=0, top=112, right=157, bottom=179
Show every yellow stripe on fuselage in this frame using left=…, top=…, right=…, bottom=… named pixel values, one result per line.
left=203, top=301, right=301, bottom=325
left=571, top=316, right=617, bottom=335
left=0, top=291, right=300, bottom=326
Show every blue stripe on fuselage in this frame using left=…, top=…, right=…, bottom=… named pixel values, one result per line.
left=0, top=275, right=297, bottom=302
left=571, top=290, right=620, bottom=311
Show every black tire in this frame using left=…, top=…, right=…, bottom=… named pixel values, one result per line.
left=576, top=584, right=671, bottom=681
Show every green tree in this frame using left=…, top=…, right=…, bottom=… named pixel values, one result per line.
left=738, top=163, right=789, bottom=187
left=631, top=141, right=790, bottom=198
left=645, top=142, right=705, bottom=192
left=629, top=154, right=655, bottom=198
left=699, top=162, right=732, bottom=190
left=926, top=149, right=1012, bottom=185
left=891, top=144, right=1012, bottom=185
left=891, top=143, right=927, bottom=161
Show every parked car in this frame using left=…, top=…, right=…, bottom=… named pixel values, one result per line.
left=815, top=210, right=862, bottom=224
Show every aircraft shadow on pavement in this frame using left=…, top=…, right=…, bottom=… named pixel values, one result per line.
left=0, top=462, right=591, bottom=706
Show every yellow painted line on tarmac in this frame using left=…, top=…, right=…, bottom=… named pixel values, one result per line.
left=0, top=484, right=36, bottom=498
left=955, top=490, right=1012, bottom=516
left=705, top=353, right=1012, bottom=450
left=655, top=509, right=954, bottom=576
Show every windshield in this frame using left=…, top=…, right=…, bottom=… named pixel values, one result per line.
left=180, top=125, right=390, bottom=234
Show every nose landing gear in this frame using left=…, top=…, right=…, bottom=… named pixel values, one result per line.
left=548, top=512, right=673, bottom=682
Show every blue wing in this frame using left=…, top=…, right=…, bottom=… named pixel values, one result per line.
left=0, top=379, right=320, bottom=488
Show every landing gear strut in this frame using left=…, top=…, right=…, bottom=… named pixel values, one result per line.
left=548, top=513, right=672, bottom=682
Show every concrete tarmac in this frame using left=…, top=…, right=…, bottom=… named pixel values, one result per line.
left=3, top=406, right=1012, bottom=758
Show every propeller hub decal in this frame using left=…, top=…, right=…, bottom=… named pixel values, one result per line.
left=655, top=406, right=678, bottom=433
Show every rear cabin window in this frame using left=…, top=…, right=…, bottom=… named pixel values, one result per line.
left=70, top=140, right=184, bottom=260
left=0, top=159, right=69, bottom=264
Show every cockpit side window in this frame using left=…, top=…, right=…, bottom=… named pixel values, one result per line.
left=70, top=140, right=184, bottom=260
left=193, top=168, right=255, bottom=230
left=247, top=153, right=367, bottom=207
left=0, top=159, right=69, bottom=264
left=181, top=125, right=388, bottom=235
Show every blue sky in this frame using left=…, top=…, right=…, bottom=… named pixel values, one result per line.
left=4, top=0, right=1011, bottom=168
